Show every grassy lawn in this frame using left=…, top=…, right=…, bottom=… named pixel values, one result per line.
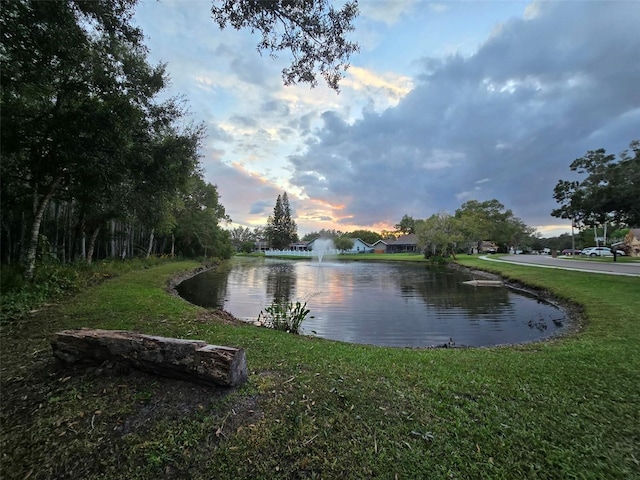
left=1, top=257, right=638, bottom=479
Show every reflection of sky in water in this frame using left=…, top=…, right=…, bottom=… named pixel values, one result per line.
left=177, top=258, right=567, bottom=347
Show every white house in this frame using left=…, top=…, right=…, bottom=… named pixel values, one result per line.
left=346, top=238, right=374, bottom=253
left=305, top=237, right=373, bottom=254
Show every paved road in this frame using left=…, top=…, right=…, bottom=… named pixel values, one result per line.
left=480, top=254, right=640, bottom=277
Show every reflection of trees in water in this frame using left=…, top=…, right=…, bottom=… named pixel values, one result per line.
left=265, top=262, right=295, bottom=304
left=396, top=267, right=513, bottom=318
left=176, top=265, right=231, bottom=309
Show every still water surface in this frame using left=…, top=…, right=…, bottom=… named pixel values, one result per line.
left=177, top=257, right=566, bottom=347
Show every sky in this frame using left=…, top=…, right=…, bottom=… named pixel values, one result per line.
left=133, top=0, right=640, bottom=238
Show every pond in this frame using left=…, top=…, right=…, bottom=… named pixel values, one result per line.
left=176, top=257, right=567, bottom=348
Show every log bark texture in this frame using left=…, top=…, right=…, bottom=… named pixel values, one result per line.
left=52, top=328, right=248, bottom=387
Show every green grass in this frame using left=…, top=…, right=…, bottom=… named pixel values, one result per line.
left=1, top=257, right=639, bottom=479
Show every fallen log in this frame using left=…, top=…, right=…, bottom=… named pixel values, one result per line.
left=52, top=328, right=248, bottom=387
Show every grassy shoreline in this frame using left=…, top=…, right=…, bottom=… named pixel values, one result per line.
left=1, top=257, right=639, bottom=479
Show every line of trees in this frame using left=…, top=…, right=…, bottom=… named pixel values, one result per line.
left=1, top=0, right=233, bottom=277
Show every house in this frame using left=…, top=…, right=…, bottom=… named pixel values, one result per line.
left=346, top=238, right=374, bottom=253
left=480, top=241, right=498, bottom=254
left=372, top=239, right=390, bottom=254
left=304, top=237, right=332, bottom=252
left=254, top=240, right=269, bottom=252
left=305, top=237, right=373, bottom=254
left=376, top=234, right=418, bottom=253
left=624, top=228, right=640, bottom=257
left=288, top=241, right=310, bottom=251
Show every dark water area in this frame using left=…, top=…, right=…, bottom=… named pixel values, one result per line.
left=176, top=257, right=567, bottom=348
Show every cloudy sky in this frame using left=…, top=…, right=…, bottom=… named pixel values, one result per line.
left=134, top=0, right=640, bottom=237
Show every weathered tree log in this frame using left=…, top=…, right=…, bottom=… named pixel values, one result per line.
left=52, top=328, right=248, bottom=387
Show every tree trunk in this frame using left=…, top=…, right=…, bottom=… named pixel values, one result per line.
left=86, top=225, right=101, bottom=264
left=121, top=223, right=130, bottom=260
left=110, top=220, right=116, bottom=258
left=171, top=233, right=175, bottom=258
left=1, top=214, right=12, bottom=264
left=19, top=211, right=26, bottom=262
left=80, top=227, right=87, bottom=261
left=52, top=328, right=248, bottom=387
left=129, top=222, right=134, bottom=257
left=24, top=175, right=64, bottom=279
left=53, top=201, right=60, bottom=259
left=146, top=228, right=155, bottom=258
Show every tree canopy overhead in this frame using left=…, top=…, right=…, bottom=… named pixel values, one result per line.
left=211, top=0, right=360, bottom=91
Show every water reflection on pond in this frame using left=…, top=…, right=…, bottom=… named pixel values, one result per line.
left=176, top=257, right=567, bottom=347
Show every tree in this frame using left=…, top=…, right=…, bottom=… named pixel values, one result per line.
left=416, top=213, right=463, bottom=259
left=551, top=141, right=640, bottom=228
left=240, top=241, right=255, bottom=253
left=334, top=236, right=354, bottom=252
left=395, top=214, right=416, bottom=234
left=229, top=226, right=255, bottom=250
left=345, top=230, right=381, bottom=245
left=455, top=200, right=533, bottom=252
left=211, top=0, right=359, bottom=91
left=265, top=192, right=298, bottom=249
left=380, top=229, right=399, bottom=240
left=301, top=229, right=343, bottom=241
left=173, top=176, right=232, bottom=258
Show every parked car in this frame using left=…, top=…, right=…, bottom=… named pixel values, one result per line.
left=561, top=248, right=581, bottom=256
left=581, top=247, right=624, bottom=257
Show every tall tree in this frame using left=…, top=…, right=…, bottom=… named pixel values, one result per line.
left=173, top=176, right=232, bottom=258
left=265, top=192, right=298, bottom=249
left=0, top=0, right=166, bottom=277
left=211, top=0, right=359, bottom=91
left=551, top=141, right=640, bottom=227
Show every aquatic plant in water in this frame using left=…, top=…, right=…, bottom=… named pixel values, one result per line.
left=257, top=300, right=311, bottom=334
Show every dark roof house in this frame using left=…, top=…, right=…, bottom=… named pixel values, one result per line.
left=379, top=234, right=418, bottom=253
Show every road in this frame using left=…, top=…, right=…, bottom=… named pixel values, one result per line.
left=480, top=254, right=640, bottom=277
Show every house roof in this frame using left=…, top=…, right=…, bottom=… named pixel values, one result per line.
left=387, top=234, right=418, bottom=245
left=347, top=237, right=373, bottom=247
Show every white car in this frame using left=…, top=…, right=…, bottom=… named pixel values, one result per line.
left=581, top=247, right=623, bottom=257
